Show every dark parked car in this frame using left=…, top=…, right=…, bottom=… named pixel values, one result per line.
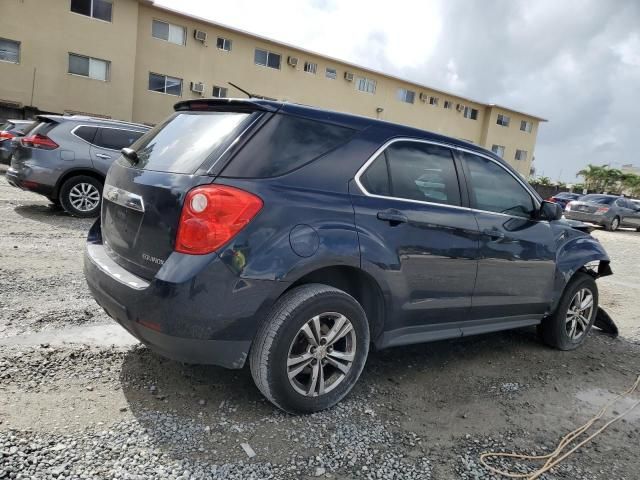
left=85, top=99, right=612, bottom=413
left=565, top=194, right=640, bottom=231
left=547, top=192, right=582, bottom=210
left=0, top=119, right=34, bottom=164
left=6, top=115, right=149, bottom=217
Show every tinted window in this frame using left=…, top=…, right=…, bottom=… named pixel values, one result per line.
left=128, top=112, right=250, bottom=174
left=74, top=126, right=97, bottom=143
left=581, top=195, right=615, bottom=205
left=222, top=114, right=355, bottom=178
left=463, top=152, right=535, bottom=218
left=94, top=128, right=144, bottom=150
left=359, top=153, right=390, bottom=196
left=70, top=0, right=91, bottom=16
left=383, top=142, right=460, bottom=205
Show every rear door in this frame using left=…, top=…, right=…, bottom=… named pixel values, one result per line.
left=90, top=127, right=146, bottom=175
left=459, top=151, right=556, bottom=322
left=351, top=140, right=479, bottom=341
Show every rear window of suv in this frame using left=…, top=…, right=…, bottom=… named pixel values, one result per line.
left=127, top=112, right=251, bottom=174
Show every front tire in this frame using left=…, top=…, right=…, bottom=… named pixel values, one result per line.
left=540, top=272, right=598, bottom=350
left=250, top=284, right=370, bottom=414
left=59, top=175, right=103, bottom=217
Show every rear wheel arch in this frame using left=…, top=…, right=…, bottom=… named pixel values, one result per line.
left=282, top=265, right=387, bottom=343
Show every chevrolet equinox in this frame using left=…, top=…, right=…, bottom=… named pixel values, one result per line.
left=84, top=99, right=612, bottom=413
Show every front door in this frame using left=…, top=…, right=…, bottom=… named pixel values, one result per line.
left=350, top=140, right=479, bottom=342
left=459, top=151, right=556, bottom=322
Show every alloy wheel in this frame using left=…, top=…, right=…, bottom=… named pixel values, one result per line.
left=565, top=287, right=594, bottom=341
left=287, top=312, right=356, bottom=397
left=69, top=183, right=101, bottom=212
left=611, top=217, right=620, bottom=231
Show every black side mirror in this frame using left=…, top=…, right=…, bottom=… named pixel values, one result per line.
left=540, top=200, right=563, bottom=221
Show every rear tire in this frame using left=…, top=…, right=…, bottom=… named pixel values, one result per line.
left=250, top=284, right=370, bottom=414
left=607, top=216, right=620, bottom=231
left=540, top=272, right=598, bottom=350
left=59, top=175, right=102, bottom=218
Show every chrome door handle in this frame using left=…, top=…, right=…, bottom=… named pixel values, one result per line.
left=96, top=153, right=112, bottom=160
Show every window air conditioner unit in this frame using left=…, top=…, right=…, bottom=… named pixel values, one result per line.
left=456, top=103, right=464, bottom=112
left=194, top=30, right=207, bottom=42
left=190, top=82, right=205, bottom=94
left=287, top=56, right=299, bottom=67
left=419, top=93, right=428, bottom=102
left=344, top=71, right=354, bottom=82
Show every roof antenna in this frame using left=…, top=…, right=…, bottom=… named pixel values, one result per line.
left=228, top=82, right=252, bottom=99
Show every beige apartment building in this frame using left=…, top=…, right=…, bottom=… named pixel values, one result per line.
left=0, top=0, right=546, bottom=175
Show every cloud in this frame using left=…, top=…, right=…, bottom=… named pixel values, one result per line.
left=155, top=0, right=640, bottom=182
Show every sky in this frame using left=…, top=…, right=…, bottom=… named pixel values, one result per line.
left=155, top=0, right=640, bottom=182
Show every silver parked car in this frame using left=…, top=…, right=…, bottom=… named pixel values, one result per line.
left=6, top=115, right=149, bottom=217
left=565, top=194, right=640, bottom=231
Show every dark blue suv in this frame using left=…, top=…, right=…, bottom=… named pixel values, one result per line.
left=85, top=99, right=612, bottom=413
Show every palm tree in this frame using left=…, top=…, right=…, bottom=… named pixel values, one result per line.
left=577, top=164, right=605, bottom=191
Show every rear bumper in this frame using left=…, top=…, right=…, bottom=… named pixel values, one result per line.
left=84, top=220, right=286, bottom=369
left=5, top=166, right=55, bottom=197
left=564, top=211, right=608, bottom=226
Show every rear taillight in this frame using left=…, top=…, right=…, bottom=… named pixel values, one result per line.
left=546, top=197, right=556, bottom=203
left=21, top=134, right=58, bottom=150
left=175, top=185, right=263, bottom=255
left=595, top=207, right=610, bottom=214
left=0, top=131, right=15, bottom=140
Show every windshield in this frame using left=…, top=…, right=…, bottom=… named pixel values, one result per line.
left=581, top=195, right=616, bottom=205
left=126, top=111, right=252, bottom=174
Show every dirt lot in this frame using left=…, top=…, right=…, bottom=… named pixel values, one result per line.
left=1, top=171, right=639, bottom=479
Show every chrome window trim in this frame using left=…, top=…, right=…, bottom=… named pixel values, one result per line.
left=103, top=184, right=145, bottom=213
left=71, top=124, right=147, bottom=152
left=354, top=137, right=543, bottom=220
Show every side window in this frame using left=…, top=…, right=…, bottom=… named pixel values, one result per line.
left=359, top=153, right=390, bottom=196
left=74, top=126, right=97, bottom=143
left=383, top=142, right=461, bottom=206
left=359, top=142, right=461, bottom=205
left=462, top=152, right=535, bottom=218
left=93, top=128, right=144, bottom=150
left=221, top=114, right=355, bottom=178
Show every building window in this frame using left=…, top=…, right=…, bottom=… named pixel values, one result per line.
left=463, top=107, right=478, bottom=120
left=216, top=37, right=232, bottom=51
left=68, top=53, right=110, bottom=81
left=212, top=86, right=227, bottom=98
left=70, top=0, right=112, bottom=22
left=325, top=67, right=337, bottom=80
left=148, top=72, right=183, bottom=96
left=356, top=76, right=376, bottom=94
left=491, top=144, right=505, bottom=158
left=515, top=149, right=528, bottom=161
left=303, top=61, right=317, bottom=74
left=0, top=38, right=20, bottom=64
left=429, top=96, right=439, bottom=106
left=496, top=114, right=510, bottom=127
left=254, top=48, right=281, bottom=69
left=152, top=20, right=186, bottom=46
left=520, top=120, right=533, bottom=133
left=397, top=88, right=415, bottom=104
left=443, top=100, right=453, bottom=109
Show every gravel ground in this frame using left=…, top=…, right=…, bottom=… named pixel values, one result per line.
left=1, top=171, right=639, bottom=479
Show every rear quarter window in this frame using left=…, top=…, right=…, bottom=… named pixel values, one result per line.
left=221, top=114, right=356, bottom=178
